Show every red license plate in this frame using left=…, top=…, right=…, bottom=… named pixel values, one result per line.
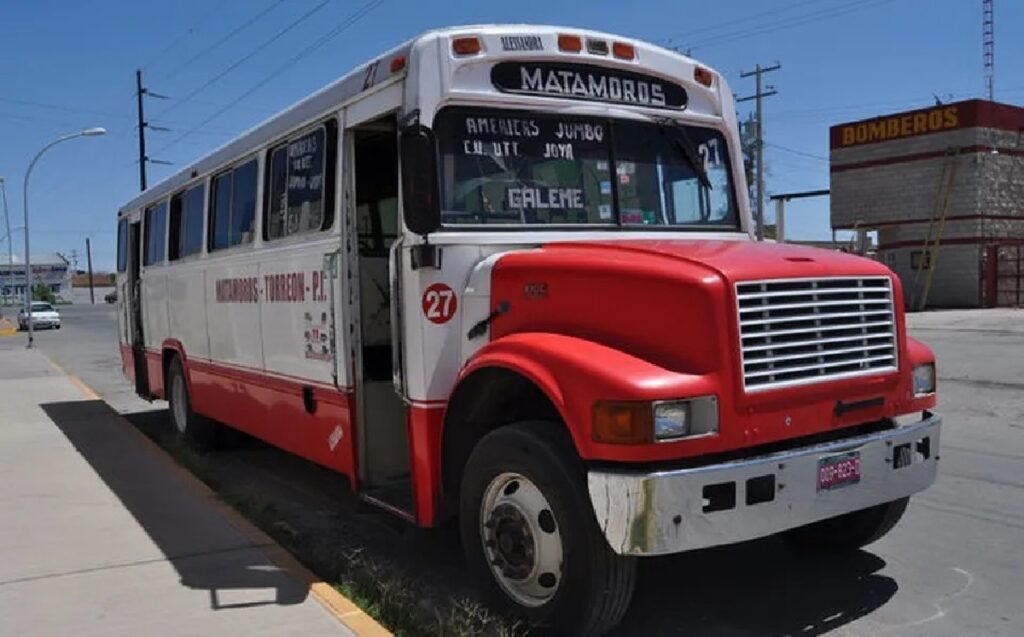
left=817, top=451, right=861, bottom=491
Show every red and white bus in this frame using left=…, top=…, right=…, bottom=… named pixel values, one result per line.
left=116, top=25, right=942, bottom=634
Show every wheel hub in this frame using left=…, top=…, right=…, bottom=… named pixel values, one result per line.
left=479, top=472, right=564, bottom=607
left=487, top=503, right=535, bottom=580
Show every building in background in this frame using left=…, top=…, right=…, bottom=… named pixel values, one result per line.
left=0, top=253, right=73, bottom=303
left=830, top=99, right=1024, bottom=309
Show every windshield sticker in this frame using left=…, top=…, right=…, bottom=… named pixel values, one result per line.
left=600, top=181, right=612, bottom=195
left=501, top=35, right=544, bottom=52
left=491, top=62, right=688, bottom=109
left=599, top=204, right=613, bottom=220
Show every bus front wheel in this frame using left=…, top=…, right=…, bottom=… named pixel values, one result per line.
left=460, top=421, right=636, bottom=636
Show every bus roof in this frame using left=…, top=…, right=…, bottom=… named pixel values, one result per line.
left=118, top=25, right=702, bottom=217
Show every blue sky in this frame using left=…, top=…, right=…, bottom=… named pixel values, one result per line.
left=1, top=0, right=1020, bottom=271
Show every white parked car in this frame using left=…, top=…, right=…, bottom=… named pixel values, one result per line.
left=18, top=302, right=61, bottom=330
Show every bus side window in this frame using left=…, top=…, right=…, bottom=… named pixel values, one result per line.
left=231, top=160, right=258, bottom=246
left=209, top=160, right=257, bottom=252
left=143, top=201, right=167, bottom=265
left=210, top=172, right=233, bottom=252
left=263, top=120, right=336, bottom=241
left=183, top=184, right=205, bottom=256
left=116, top=219, right=127, bottom=272
left=168, top=193, right=184, bottom=261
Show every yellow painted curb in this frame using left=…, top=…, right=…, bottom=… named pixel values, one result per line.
left=43, top=353, right=393, bottom=637
left=0, top=317, right=17, bottom=336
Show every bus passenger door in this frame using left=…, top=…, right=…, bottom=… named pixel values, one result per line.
left=126, top=220, right=150, bottom=399
left=346, top=114, right=413, bottom=518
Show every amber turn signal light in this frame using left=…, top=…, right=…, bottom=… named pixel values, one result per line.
left=612, top=42, right=636, bottom=60
left=694, top=66, right=714, bottom=87
left=593, top=401, right=653, bottom=444
left=452, top=36, right=481, bottom=56
left=558, top=34, right=583, bottom=53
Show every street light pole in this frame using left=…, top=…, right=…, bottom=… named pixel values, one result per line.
left=22, top=127, right=106, bottom=348
left=0, top=177, right=12, bottom=307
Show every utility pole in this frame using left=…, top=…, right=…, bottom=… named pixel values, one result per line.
left=86, top=237, right=95, bottom=305
left=136, top=69, right=148, bottom=191
left=737, top=62, right=781, bottom=241
left=135, top=69, right=172, bottom=191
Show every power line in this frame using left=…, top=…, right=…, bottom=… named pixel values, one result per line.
left=138, top=0, right=230, bottom=71
left=766, top=143, right=829, bottom=162
left=685, top=0, right=900, bottom=51
left=151, top=0, right=333, bottom=121
left=0, top=96, right=123, bottom=119
left=661, top=0, right=828, bottom=44
left=153, top=0, right=384, bottom=157
left=152, top=0, right=290, bottom=85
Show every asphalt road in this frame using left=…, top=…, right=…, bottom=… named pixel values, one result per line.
left=24, top=303, right=1024, bottom=636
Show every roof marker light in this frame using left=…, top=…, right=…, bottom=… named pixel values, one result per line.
left=694, top=66, right=714, bottom=87
left=558, top=34, right=583, bottom=53
left=452, top=36, right=481, bottom=56
left=390, top=55, right=406, bottom=73
left=612, top=42, right=635, bottom=60
left=586, top=39, right=609, bottom=55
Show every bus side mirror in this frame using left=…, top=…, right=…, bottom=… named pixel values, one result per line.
left=400, top=125, right=441, bottom=236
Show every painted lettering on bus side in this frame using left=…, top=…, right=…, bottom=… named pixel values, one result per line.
left=264, top=272, right=306, bottom=303
left=214, top=270, right=329, bottom=304
left=215, top=277, right=259, bottom=303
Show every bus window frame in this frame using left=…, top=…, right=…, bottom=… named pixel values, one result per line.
left=262, top=118, right=338, bottom=243
left=143, top=200, right=169, bottom=267
left=116, top=218, right=128, bottom=272
left=207, top=155, right=259, bottom=254
left=168, top=180, right=207, bottom=263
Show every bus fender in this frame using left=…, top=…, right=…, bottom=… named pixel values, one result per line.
left=451, top=332, right=711, bottom=461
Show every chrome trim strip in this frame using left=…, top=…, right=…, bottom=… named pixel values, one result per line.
left=588, top=414, right=941, bottom=556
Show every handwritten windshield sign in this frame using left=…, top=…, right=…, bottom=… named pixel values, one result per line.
left=491, top=62, right=688, bottom=110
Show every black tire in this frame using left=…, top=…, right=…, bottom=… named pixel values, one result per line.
left=783, top=497, right=910, bottom=551
left=460, top=421, right=636, bottom=636
left=166, top=356, right=219, bottom=451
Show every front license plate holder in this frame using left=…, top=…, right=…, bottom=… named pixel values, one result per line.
left=817, top=451, right=861, bottom=491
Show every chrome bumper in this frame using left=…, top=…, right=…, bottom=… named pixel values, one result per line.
left=588, top=413, right=941, bottom=556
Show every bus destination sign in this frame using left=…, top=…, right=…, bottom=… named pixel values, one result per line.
left=491, top=62, right=687, bottom=110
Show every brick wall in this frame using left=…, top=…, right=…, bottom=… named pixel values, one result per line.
left=828, top=100, right=1024, bottom=308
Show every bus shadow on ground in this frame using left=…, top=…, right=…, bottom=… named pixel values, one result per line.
left=40, top=400, right=312, bottom=611
left=104, top=404, right=898, bottom=635
left=614, top=536, right=895, bottom=636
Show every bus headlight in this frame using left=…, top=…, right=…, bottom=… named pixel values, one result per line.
left=593, top=396, right=719, bottom=444
left=913, top=363, right=936, bottom=396
left=654, top=397, right=718, bottom=442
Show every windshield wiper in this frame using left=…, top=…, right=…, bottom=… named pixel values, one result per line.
left=656, top=118, right=712, bottom=191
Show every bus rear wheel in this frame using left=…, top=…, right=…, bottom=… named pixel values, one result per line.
left=460, top=422, right=636, bottom=636
left=166, top=356, right=219, bottom=451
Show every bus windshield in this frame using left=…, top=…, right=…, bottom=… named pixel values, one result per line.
left=435, top=107, right=738, bottom=229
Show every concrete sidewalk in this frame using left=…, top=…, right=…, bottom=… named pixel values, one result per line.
left=0, top=346, right=372, bottom=636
